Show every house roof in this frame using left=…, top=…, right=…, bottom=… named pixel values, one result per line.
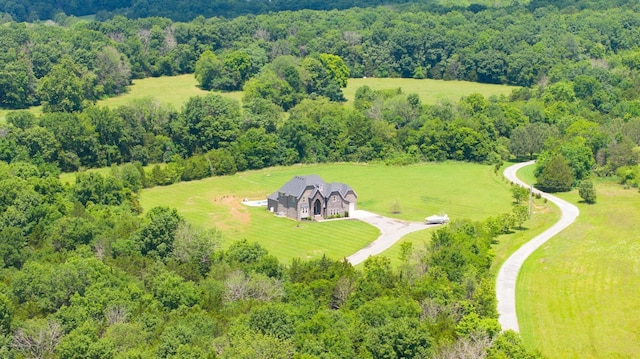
left=268, top=175, right=356, bottom=201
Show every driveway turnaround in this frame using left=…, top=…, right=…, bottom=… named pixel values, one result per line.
left=346, top=210, right=441, bottom=265
left=497, top=161, right=580, bottom=332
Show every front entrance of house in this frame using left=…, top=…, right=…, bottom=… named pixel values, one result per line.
left=313, top=199, right=322, bottom=216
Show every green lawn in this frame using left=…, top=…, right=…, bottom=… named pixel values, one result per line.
left=96, top=74, right=242, bottom=110
left=139, top=162, right=513, bottom=263
left=515, top=162, right=537, bottom=186
left=517, top=180, right=640, bottom=358
left=343, top=78, right=519, bottom=105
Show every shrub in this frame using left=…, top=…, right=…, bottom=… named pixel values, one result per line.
left=578, top=180, right=596, bottom=204
left=536, top=154, right=574, bottom=192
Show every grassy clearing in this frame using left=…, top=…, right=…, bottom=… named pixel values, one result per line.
left=1, top=75, right=517, bottom=121
left=514, top=162, right=537, bottom=186
left=96, top=74, right=242, bottom=110
left=59, top=167, right=115, bottom=185
left=0, top=106, right=42, bottom=124
left=96, top=75, right=518, bottom=111
left=139, top=162, right=512, bottom=263
left=517, top=179, right=640, bottom=358
left=343, top=78, right=519, bottom=105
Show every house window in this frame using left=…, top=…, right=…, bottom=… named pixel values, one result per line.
left=333, top=195, right=337, bottom=202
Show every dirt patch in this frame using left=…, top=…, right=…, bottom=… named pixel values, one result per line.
left=222, top=195, right=251, bottom=224
left=209, top=195, right=251, bottom=230
left=533, top=203, right=552, bottom=214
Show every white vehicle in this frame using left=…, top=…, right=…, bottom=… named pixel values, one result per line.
left=425, top=213, right=449, bottom=224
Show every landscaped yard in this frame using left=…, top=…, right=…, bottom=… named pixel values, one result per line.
left=139, top=162, right=513, bottom=263
left=515, top=170, right=640, bottom=357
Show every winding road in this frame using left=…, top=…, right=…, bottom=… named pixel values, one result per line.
left=497, top=161, right=580, bottom=332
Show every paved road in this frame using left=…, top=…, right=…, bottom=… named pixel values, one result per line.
left=497, top=161, right=580, bottom=332
left=346, top=210, right=441, bottom=265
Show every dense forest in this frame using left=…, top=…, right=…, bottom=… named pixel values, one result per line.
left=1, top=0, right=640, bottom=357
left=2, top=0, right=632, bottom=23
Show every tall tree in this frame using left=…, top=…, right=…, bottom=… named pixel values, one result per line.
left=37, top=57, right=88, bottom=113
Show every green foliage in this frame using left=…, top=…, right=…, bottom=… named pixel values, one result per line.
left=38, top=57, right=89, bottom=113
left=0, top=293, right=12, bottom=335
left=512, top=205, right=530, bottom=229
left=149, top=270, right=199, bottom=310
left=194, top=50, right=218, bottom=91
left=0, top=60, right=36, bottom=109
left=509, top=123, right=556, bottom=160
left=511, top=185, right=529, bottom=205
left=487, top=330, right=542, bottom=359
left=248, top=303, right=296, bottom=340
left=133, top=206, right=183, bottom=259
left=578, top=180, right=596, bottom=204
left=616, top=165, right=640, bottom=188
left=535, top=154, right=575, bottom=192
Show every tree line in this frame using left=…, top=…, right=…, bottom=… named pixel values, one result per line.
left=1, top=0, right=636, bottom=22
left=6, top=3, right=640, bottom=109
left=2, top=67, right=640, bottom=192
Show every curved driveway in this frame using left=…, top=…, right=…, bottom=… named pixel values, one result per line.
left=346, top=210, right=441, bottom=265
left=497, top=161, right=580, bottom=332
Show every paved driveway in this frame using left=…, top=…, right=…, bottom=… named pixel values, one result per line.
left=497, top=161, right=580, bottom=332
left=346, top=210, right=441, bottom=265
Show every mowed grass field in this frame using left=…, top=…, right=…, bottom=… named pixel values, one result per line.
left=96, top=74, right=242, bottom=110
left=343, top=78, right=519, bottom=105
left=96, top=74, right=518, bottom=110
left=139, top=162, right=512, bottom=263
left=515, top=173, right=640, bottom=357
left=1, top=75, right=518, bottom=120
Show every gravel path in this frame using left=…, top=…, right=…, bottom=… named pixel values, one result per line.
left=497, top=161, right=580, bottom=332
left=346, top=210, right=441, bottom=265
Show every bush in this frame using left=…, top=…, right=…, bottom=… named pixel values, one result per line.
left=578, top=180, right=596, bottom=204
left=616, top=165, right=640, bottom=188
left=536, top=154, right=574, bottom=192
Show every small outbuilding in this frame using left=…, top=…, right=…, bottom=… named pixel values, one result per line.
left=267, top=175, right=357, bottom=221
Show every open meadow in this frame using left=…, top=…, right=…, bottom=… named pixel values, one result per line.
left=2, top=75, right=519, bottom=120
left=139, top=162, right=513, bottom=263
left=97, top=75, right=518, bottom=110
left=96, top=74, right=242, bottom=110
left=343, top=77, right=519, bottom=105
left=513, top=166, right=640, bottom=357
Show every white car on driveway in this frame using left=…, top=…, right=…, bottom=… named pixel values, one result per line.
left=425, top=213, right=449, bottom=224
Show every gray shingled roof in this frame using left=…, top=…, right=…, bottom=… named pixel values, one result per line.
left=270, top=175, right=355, bottom=200
left=325, top=182, right=355, bottom=198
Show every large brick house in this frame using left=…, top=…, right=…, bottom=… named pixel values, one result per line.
left=267, top=175, right=357, bottom=220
